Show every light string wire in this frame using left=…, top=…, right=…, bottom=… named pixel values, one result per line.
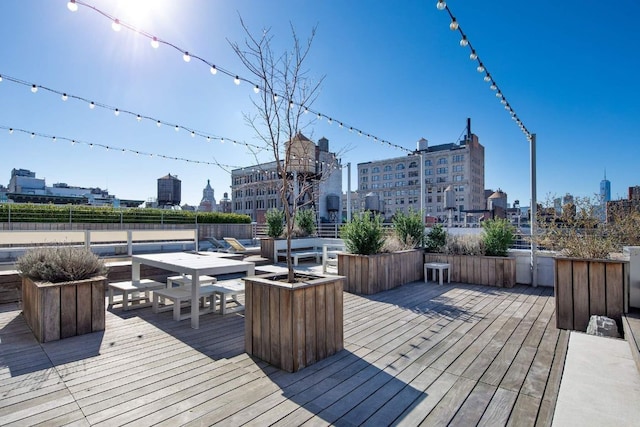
left=0, top=73, right=265, bottom=152
left=67, top=0, right=413, bottom=154
left=1, top=125, right=238, bottom=171
left=436, top=0, right=532, bottom=141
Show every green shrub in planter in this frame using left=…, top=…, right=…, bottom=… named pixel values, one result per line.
left=482, top=218, right=515, bottom=257
left=265, top=208, right=284, bottom=238
left=340, top=212, right=384, bottom=255
left=295, top=208, right=316, bottom=237
left=425, top=223, right=447, bottom=253
left=392, top=208, right=425, bottom=248
left=16, top=246, right=107, bottom=283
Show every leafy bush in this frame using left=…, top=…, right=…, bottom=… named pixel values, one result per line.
left=265, top=208, right=284, bottom=238
left=295, top=209, right=316, bottom=237
left=392, top=209, right=424, bottom=248
left=482, top=218, right=515, bottom=257
left=16, top=246, right=107, bottom=283
left=340, top=212, right=385, bottom=255
left=425, top=224, right=447, bottom=253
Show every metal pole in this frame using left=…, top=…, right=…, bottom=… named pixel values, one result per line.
left=346, top=162, right=352, bottom=222
left=419, top=152, right=425, bottom=247
left=530, top=133, right=538, bottom=287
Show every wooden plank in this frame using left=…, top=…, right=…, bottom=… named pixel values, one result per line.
left=555, top=259, right=574, bottom=330
left=304, top=287, right=317, bottom=366
left=449, top=381, right=497, bottom=427
left=76, top=283, right=91, bottom=336
left=421, top=376, right=477, bottom=425
left=334, top=280, right=344, bottom=352
left=42, top=287, right=61, bottom=343
left=292, top=288, right=305, bottom=372
left=244, top=279, right=253, bottom=353
left=325, top=282, right=336, bottom=356
left=572, top=260, right=590, bottom=331
left=60, top=284, right=77, bottom=339
left=269, top=285, right=280, bottom=366
left=316, top=284, right=327, bottom=360
left=496, top=259, right=505, bottom=288
left=605, top=262, right=624, bottom=324
left=481, top=258, right=490, bottom=286
left=504, top=258, right=515, bottom=287
left=477, top=387, right=518, bottom=426
left=588, top=261, right=606, bottom=316
left=91, top=281, right=105, bottom=332
left=279, top=288, right=293, bottom=373
left=488, top=258, right=497, bottom=286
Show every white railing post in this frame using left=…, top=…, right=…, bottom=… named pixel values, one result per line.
left=127, top=230, right=133, bottom=256
left=84, top=230, right=91, bottom=250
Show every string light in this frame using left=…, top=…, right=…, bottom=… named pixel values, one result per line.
left=61, top=93, right=68, bottom=101
left=65, top=1, right=413, bottom=154
left=111, top=19, right=121, bottom=32
left=114, top=108, right=120, bottom=116
left=2, top=125, right=241, bottom=169
left=89, top=101, right=95, bottom=109
left=31, top=84, right=38, bottom=93
left=183, top=51, right=191, bottom=62
left=253, top=85, right=260, bottom=94
left=437, top=2, right=531, bottom=139
left=150, top=37, right=159, bottom=49
left=67, top=0, right=78, bottom=12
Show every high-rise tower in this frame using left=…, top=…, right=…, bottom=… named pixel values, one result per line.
left=600, top=170, right=611, bottom=202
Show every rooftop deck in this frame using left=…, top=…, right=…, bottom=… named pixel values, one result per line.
left=0, top=280, right=565, bottom=426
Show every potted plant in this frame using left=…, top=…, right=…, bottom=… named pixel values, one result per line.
left=231, top=22, right=344, bottom=371
left=338, top=211, right=424, bottom=294
left=17, top=246, right=108, bottom=343
left=260, top=208, right=285, bottom=261
left=424, top=219, right=517, bottom=287
left=535, top=196, right=634, bottom=332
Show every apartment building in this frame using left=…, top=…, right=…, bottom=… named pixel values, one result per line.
left=357, top=121, right=485, bottom=223
left=230, top=133, right=342, bottom=223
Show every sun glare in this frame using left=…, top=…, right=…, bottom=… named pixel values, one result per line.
left=115, top=0, right=163, bottom=28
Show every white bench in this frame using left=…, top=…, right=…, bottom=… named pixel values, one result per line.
left=424, top=262, right=451, bottom=286
left=108, top=279, right=166, bottom=310
left=166, top=275, right=217, bottom=288
left=322, top=243, right=346, bottom=273
left=152, top=285, right=217, bottom=321
left=208, top=280, right=245, bottom=315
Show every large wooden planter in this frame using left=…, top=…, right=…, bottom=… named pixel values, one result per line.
left=244, top=273, right=344, bottom=372
left=555, top=257, right=628, bottom=331
left=260, top=238, right=276, bottom=262
left=338, top=249, right=423, bottom=295
left=424, top=254, right=516, bottom=288
left=22, top=276, right=106, bottom=343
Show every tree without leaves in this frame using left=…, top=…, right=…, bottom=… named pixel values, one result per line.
left=230, top=19, right=339, bottom=282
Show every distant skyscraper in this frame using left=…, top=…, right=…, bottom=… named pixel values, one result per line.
left=198, top=179, right=217, bottom=212
left=600, top=170, right=611, bottom=202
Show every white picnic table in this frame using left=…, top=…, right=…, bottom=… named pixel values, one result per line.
left=131, top=252, right=255, bottom=329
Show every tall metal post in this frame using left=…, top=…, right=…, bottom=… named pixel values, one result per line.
left=346, top=162, right=352, bottom=222
left=419, top=152, right=425, bottom=246
left=530, top=134, right=538, bottom=287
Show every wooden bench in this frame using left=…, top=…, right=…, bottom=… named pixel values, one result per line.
left=107, top=279, right=166, bottom=310
left=208, top=280, right=245, bottom=315
left=152, top=285, right=217, bottom=321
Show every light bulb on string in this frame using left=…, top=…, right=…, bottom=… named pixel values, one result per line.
left=210, top=65, right=217, bottom=75
left=484, top=74, right=491, bottom=83
left=317, top=113, right=321, bottom=120
left=253, top=85, right=259, bottom=93
left=67, top=0, right=78, bottom=12
left=183, top=52, right=191, bottom=62
left=175, top=125, right=179, bottom=132
left=61, top=93, right=68, bottom=101
left=112, top=19, right=121, bottom=32
left=327, top=118, right=332, bottom=125
left=71, top=140, right=76, bottom=145
left=156, top=120, right=161, bottom=127
left=8, top=128, right=13, bottom=134
left=469, top=50, right=477, bottom=60
left=234, top=76, right=240, bottom=85
left=304, top=107, right=309, bottom=114
left=31, top=84, right=38, bottom=93
left=477, top=64, right=485, bottom=73
left=490, top=83, right=497, bottom=90
left=30, top=133, right=35, bottom=139
left=496, top=92, right=503, bottom=99
left=289, top=100, right=294, bottom=108
left=136, top=114, right=142, bottom=122
left=89, top=143, right=93, bottom=148
left=500, top=99, right=507, bottom=105
left=436, top=0, right=446, bottom=10
left=52, top=136, right=56, bottom=142
left=191, top=131, right=195, bottom=137
left=449, top=18, right=458, bottom=31
left=114, top=108, right=120, bottom=116
left=150, top=37, right=159, bottom=49
left=206, top=136, right=211, bottom=142
left=0, top=75, right=3, bottom=82
left=273, top=93, right=278, bottom=101
left=460, top=36, right=468, bottom=47
left=221, top=138, right=225, bottom=144
left=89, top=101, right=95, bottom=109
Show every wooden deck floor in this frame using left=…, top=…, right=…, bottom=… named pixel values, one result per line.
left=0, top=281, right=567, bottom=426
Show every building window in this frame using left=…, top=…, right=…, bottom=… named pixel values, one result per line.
left=424, top=159, right=432, bottom=166
left=396, top=163, right=405, bottom=170
left=372, top=166, right=380, bottom=173
left=437, top=177, right=447, bottom=183
left=360, top=184, right=368, bottom=190
left=437, top=158, right=448, bottom=165
left=361, top=176, right=368, bottom=182
left=395, top=172, right=405, bottom=179
left=425, top=169, right=433, bottom=176
left=360, top=168, right=368, bottom=174
left=453, top=165, right=464, bottom=172
left=372, top=175, right=380, bottom=181
left=453, top=154, right=465, bottom=162
left=454, top=175, right=464, bottom=182
left=437, top=167, right=448, bottom=174
left=408, top=161, right=417, bottom=168
left=384, top=165, right=392, bottom=172
left=408, top=170, right=419, bottom=178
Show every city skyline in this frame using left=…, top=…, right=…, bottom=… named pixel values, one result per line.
left=1, top=1, right=638, bottom=206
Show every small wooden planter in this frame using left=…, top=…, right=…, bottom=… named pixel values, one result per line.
left=22, top=276, right=106, bottom=343
left=555, top=257, right=628, bottom=331
left=259, top=238, right=276, bottom=262
left=244, top=273, right=344, bottom=372
left=424, top=254, right=516, bottom=288
left=338, top=249, right=424, bottom=295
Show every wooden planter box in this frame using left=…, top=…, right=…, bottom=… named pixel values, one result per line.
left=22, top=276, right=106, bottom=343
left=260, top=238, right=276, bottom=262
left=424, top=254, right=516, bottom=288
left=338, top=249, right=424, bottom=295
left=555, top=257, right=628, bottom=331
left=244, top=273, right=344, bottom=372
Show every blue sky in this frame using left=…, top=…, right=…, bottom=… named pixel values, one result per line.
left=1, top=0, right=638, bottom=207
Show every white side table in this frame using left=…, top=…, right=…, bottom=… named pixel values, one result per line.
left=424, top=262, right=450, bottom=285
